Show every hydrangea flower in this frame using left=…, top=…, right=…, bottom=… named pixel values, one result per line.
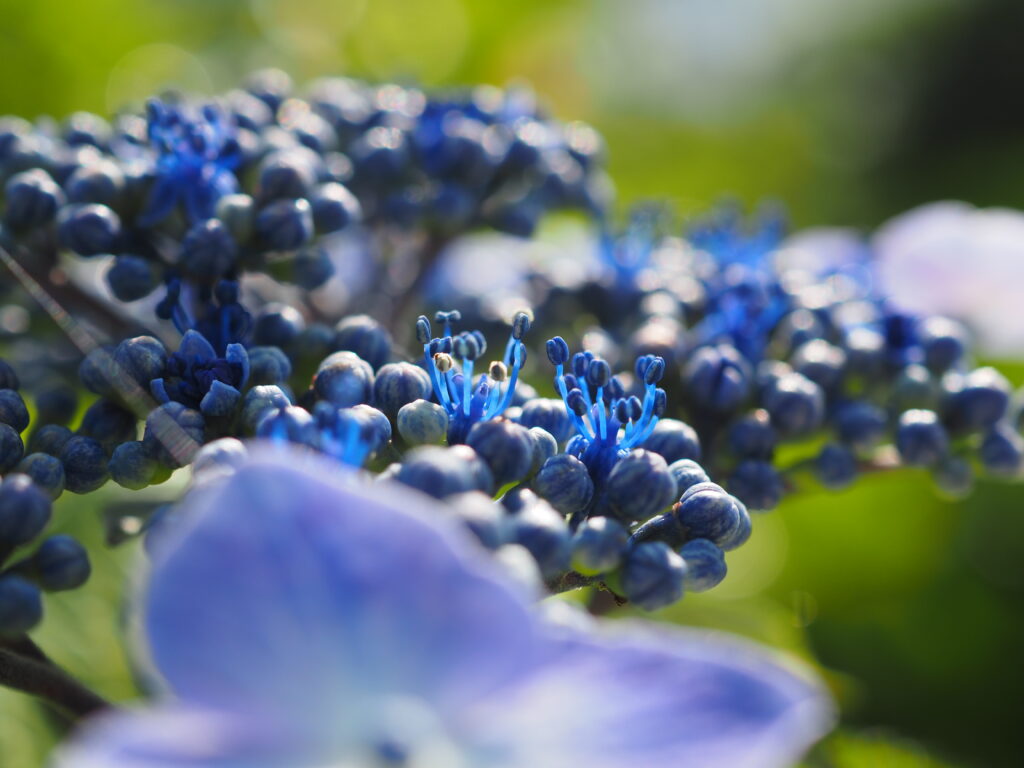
left=55, top=449, right=832, bottom=768
left=139, top=99, right=241, bottom=226
left=418, top=310, right=529, bottom=443
left=150, top=329, right=249, bottom=420
left=548, top=336, right=665, bottom=482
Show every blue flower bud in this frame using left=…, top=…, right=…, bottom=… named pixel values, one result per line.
left=718, top=498, right=752, bottom=551
left=619, top=541, right=686, bottom=611
left=0, top=474, right=50, bottom=546
left=508, top=500, right=572, bottom=579
left=642, top=418, right=701, bottom=464
left=65, top=159, right=124, bottom=206
left=448, top=444, right=495, bottom=496
left=291, top=323, right=334, bottom=365
left=896, top=409, right=949, bottom=467
left=57, top=202, right=121, bottom=256
left=919, top=317, right=967, bottom=374
left=685, top=345, right=751, bottom=413
left=32, top=535, right=91, bottom=591
left=891, top=365, right=937, bottom=412
left=78, top=345, right=117, bottom=397
left=763, top=373, right=824, bottom=437
left=791, top=339, right=846, bottom=391
left=500, top=487, right=540, bottom=514
left=240, top=384, right=292, bottom=433
left=215, top=193, right=255, bottom=242
left=0, top=423, right=24, bottom=474
left=247, top=346, right=293, bottom=386
left=842, top=327, right=886, bottom=377
left=667, top=458, right=710, bottom=498
left=445, top=492, right=508, bottom=550
left=572, top=516, right=628, bottom=575
left=0, top=389, right=29, bottom=432
left=606, top=449, right=677, bottom=523
left=60, top=435, right=110, bottom=493
left=109, top=441, right=159, bottom=490
left=179, top=218, right=238, bottom=280
left=310, top=182, right=361, bottom=233
left=257, top=149, right=319, bottom=201
left=979, top=423, right=1024, bottom=476
left=466, top=419, right=534, bottom=488
left=78, top=399, right=137, bottom=454
left=290, top=246, right=335, bottom=290
left=944, top=367, right=1011, bottom=434
left=680, top=539, right=727, bottom=592
left=396, top=445, right=489, bottom=499
left=532, top=456, right=598, bottom=518
left=527, top=427, right=557, bottom=476
left=546, top=336, right=570, bottom=366
left=333, top=315, right=393, bottom=370
left=351, top=125, right=410, bottom=183
left=3, top=169, right=64, bottom=230
left=256, top=405, right=317, bottom=446
left=674, top=486, right=743, bottom=548
left=111, top=335, right=166, bottom=393
left=255, top=197, right=314, bottom=251
left=397, top=399, right=449, bottom=445
left=728, top=409, right=776, bottom=459
left=33, top=383, right=77, bottom=427
left=27, top=425, right=72, bottom=456
left=15, top=453, right=64, bottom=499
left=373, top=363, right=432, bottom=420
left=0, top=576, right=42, bottom=634
left=815, top=443, right=858, bottom=489
left=349, top=404, right=392, bottom=456
left=142, top=403, right=205, bottom=469
left=313, top=351, right=375, bottom=408
left=833, top=401, right=886, bottom=451
left=192, top=437, right=249, bottom=482
left=253, top=303, right=306, bottom=348
left=0, top=360, right=19, bottom=391
left=727, top=460, right=783, bottom=511
left=106, top=255, right=158, bottom=302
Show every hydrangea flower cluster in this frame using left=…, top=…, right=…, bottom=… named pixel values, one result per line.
left=0, top=71, right=1018, bottom=765
left=0, top=75, right=1020, bottom=634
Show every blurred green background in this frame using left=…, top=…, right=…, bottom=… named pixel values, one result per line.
left=2, top=0, right=1024, bottom=766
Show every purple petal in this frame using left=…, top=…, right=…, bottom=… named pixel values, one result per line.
left=142, top=447, right=539, bottom=725
left=178, top=330, right=216, bottom=363
left=461, top=625, right=834, bottom=768
left=52, top=707, right=307, bottom=767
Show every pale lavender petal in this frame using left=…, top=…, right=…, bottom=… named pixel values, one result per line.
left=142, top=447, right=539, bottom=725
left=461, top=625, right=834, bottom=768
left=874, top=201, right=1024, bottom=356
left=52, top=707, right=311, bottom=768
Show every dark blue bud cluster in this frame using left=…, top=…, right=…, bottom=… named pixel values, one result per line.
left=0, top=73, right=1020, bottom=630
left=0, top=363, right=91, bottom=634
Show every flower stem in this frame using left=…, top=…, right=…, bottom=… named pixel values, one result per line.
left=0, top=636, right=111, bottom=721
